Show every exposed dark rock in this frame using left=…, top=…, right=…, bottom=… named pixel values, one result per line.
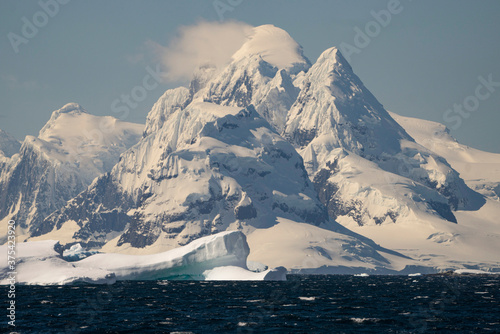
left=428, top=201, right=457, bottom=224
left=235, top=203, right=257, bottom=220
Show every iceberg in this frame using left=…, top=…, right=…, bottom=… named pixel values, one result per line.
left=204, top=266, right=287, bottom=281
left=62, top=243, right=98, bottom=261
left=0, top=240, right=116, bottom=285
left=454, top=269, right=497, bottom=275
left=0, top=231, right=286, bottom=285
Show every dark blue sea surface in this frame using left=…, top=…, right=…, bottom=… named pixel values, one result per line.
left=4, top=275, right=500, bottom=333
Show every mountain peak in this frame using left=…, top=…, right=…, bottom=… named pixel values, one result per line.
left=316, top=47, right=348, bottom=66
left=304, top=47, right=355, bottom=88
left=231, top=24, right=310, bottom=74
left=39, top=103, right=90, bottom=138
left=284, top=44, right=412, bottom=158
left=57, top=102, right=88, bottom=115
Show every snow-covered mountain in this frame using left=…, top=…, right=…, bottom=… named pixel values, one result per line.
left=3, top=24, right=498, bottom=274
left=192, top=26, right=481, bottom=229
left=36, top=100, right=329, bottom=249
left=26, top=27, right=412, bottom=275
left=0, top=103, right=143, bottom=241
left=282, top=46, right=484, bottom=228
left=340, top=111, right=500, bottom=272
left=34, top=100, right=406, bottom=273
left=201, top=24, right=309, bottom=133
left=390, top=112, right=500, bottom=201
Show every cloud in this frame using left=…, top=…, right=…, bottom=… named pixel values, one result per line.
left=147, top=21, right=253, bottom=82
left=2, top=75, right=43, bottom=90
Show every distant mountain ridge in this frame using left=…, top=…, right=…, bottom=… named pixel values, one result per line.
left=0, top=129, right=20, bottom=158
left=0, top=103, right=143, bottom=241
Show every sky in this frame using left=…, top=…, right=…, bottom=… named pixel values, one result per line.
left=1, top=0, right=499, bottom=153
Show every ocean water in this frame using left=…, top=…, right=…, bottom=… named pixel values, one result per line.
left=5, top=275, right=499, bottom=333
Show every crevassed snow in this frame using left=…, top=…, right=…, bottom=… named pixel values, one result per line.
left=245, top=217, right=395, bottom=272
left=350, top=111, right=499, bottom=273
